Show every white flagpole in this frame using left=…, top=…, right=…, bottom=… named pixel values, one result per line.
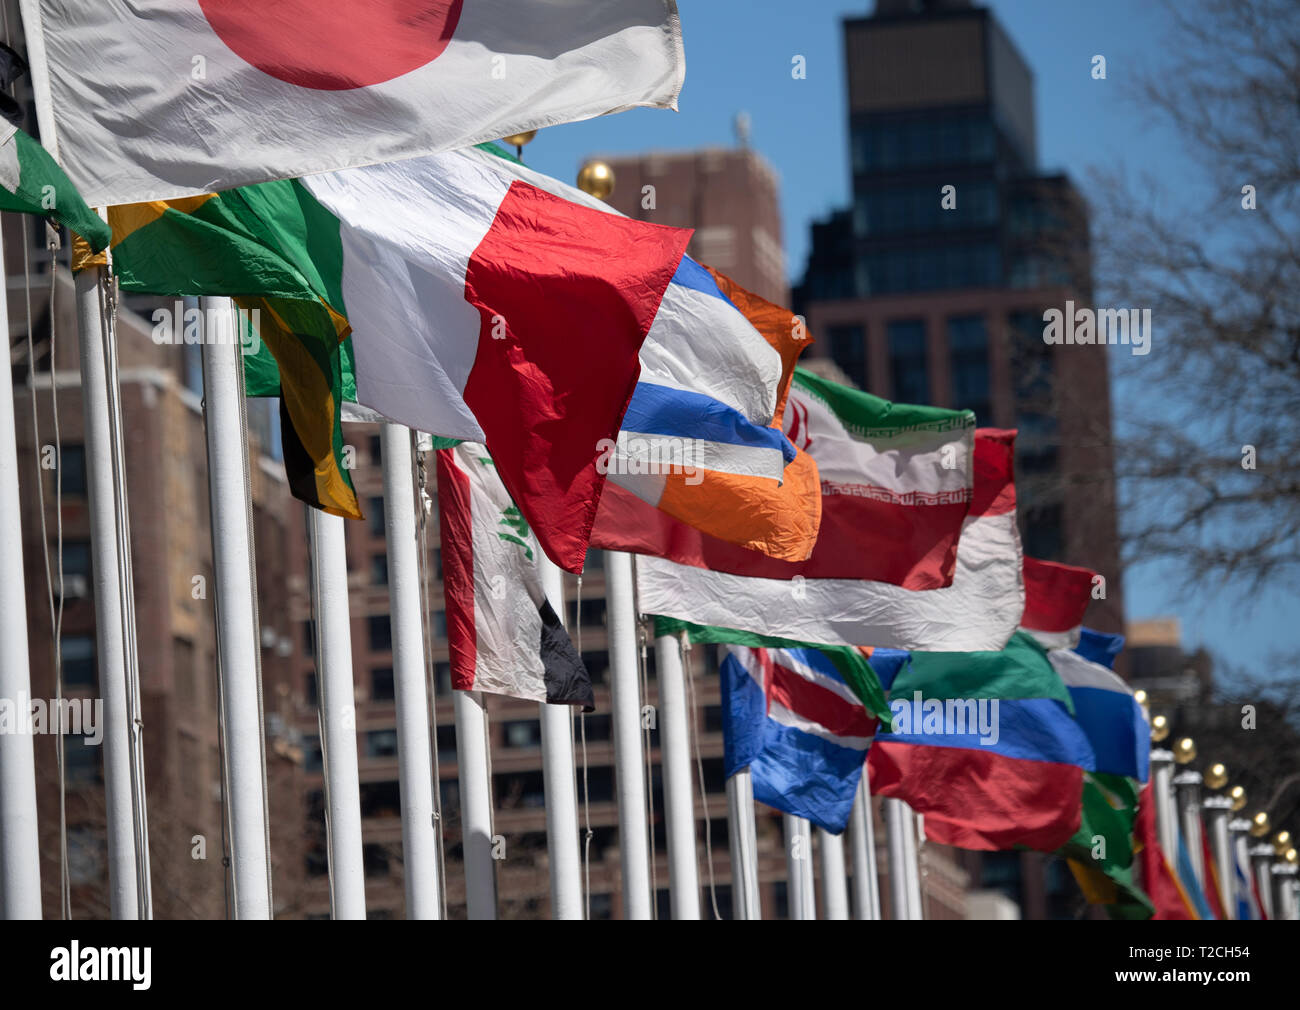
left=452, top=689, right=497, bottom=918
left=26, top=7, right=152, bottom=919
left=1150, top=748, right=1177, bottom=868
left=307, top=509, right=366, bottom=918
left=782, top=814, right=815, bottom=919
left=0, top=233, right=41, bottom=919
left=379, top=422, right=441, bottom=919
left=199, top=298, right=271, bottom=919
left=1202, top=795, right=1235, bottom=919
left=883, top=797, right=912, bottom=920
left=1174, top=770, right=1204, bottom=890
left=604, top=551, right=651, bottom=918
left=725, top=769, right=761, bottom=919
left=653, top=631, right=701, bottom=918
left=817, top=827, right=849, bottom=920
left=73, top=262, right=140, bottom=919
left=536, top=555, right=582, bottom=919
left=1249, top=844, right=1275, bottom=919
left=849, top=774, right=881, bottom=920
left=904, top=809, right=924, bottom=919
left=1273, top=864, right=1299, bottom=920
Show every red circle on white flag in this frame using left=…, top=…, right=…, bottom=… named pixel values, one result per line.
left=199, top=0, right=463, bottom=90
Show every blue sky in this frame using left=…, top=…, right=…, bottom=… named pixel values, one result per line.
left=526, top=1, right=1294, bottom=675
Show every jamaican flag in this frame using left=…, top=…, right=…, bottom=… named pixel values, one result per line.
left=99, top=177, right=359, bottom=519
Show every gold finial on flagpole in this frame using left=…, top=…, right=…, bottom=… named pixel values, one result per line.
left=1229, top=785, right=1247, bottom=812
left=1250, top=811, right=1271, bottom=838
left=577, top=160, right=616, bottom=201
left=1275, top=830, right=1293, bottom=855
left=1133, top=689, right=1148, bottom=707
left=1150, top=714, right=1170, bottom=742
left=1285, top=847, right=1298, bottom=865
left=1173, top=736, right=1196, bottom=764
left=1205, top=762, right=1229, bottom=790
left=502, top=129, right=538, bottom=160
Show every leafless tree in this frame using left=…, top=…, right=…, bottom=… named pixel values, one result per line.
left=1091, top=0, right=1300, bottom=594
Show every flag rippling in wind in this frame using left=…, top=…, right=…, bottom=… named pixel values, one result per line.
left=659, top=620, right=885, bottom=834
left=637, top=427, right=1023, bottom=651
left=29, top=0, right=685, bottom=204
left=105, top=144, right=692, bottom=570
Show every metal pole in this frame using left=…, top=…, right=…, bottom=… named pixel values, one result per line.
left=904, top=808, right=924, bottom=919
left=1229, top=819, right=1253, bottom=919
left=73, top=264, right=138, bottom=919
left=1174, top=770, right=1204, bottom=890
left=452, top=689, right=496, bottom=919
left=379, top=422, right=441, bottom=919
left=849, top=774, right=881, bottom=920
left=817, top=827, right=849, bottom=920
left=536, top=556, right=582, bottom=919
left=0, top=232, right=40, bottom=919
left=783, top=814, right=815, bottom=919
left=884, top=797, right=911, bottom=920
left=653, top=632, right=700, bottom=919
left=604, top=551, right=651, bottom=919
left=725, top=769, right=761, bottom=920
left=1272, top=864, right=1298, bottom=921
left=1250, top=844, right=1275, bottom=919
left=199, top=298, right=271, bottom=919
left=1150, top=749, right=1176, bottom=868
left=307, top=509, right=366, bottom=919
left=1202, top=795, right=1234, bottom=919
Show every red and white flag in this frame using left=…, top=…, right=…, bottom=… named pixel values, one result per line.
left=26, top=0, right=684, bottom=204
left=437, top=442, right=592, bottom=709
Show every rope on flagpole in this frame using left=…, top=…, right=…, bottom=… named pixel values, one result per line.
left=23, top=232, right=71, bottom=917
left=680, top=633, right=721, bottom=919
left=415, top=441, right=449, bottom=919
left=574, top=573, right=594, bottom=919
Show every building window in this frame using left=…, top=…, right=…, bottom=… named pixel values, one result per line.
left=368, top=615, right=392, bottom=651
left=503, top=720, right=542, bottom=749
left=371, top=667, right=394, bottom=702
left=435, top=662, right=452, bottom=694
left=58, top=445, right=87, bottom=496
left=370, top=435, right=382, bottom=464
left=304, top=673, right=318, bottom=707
left=64, top=733, right=100, bottom=785
left=947, top=316, right=991, bottom=423
left=67, top=826, right=104, bottom=885
left=436, top=724, right=456, bottom=762
left=368, top=496, right=384, bottom=537
left=365, top=729, right=398, bottom=759
left=371, top=553, right=388, bottom=586
left=303, top=621, right=315, bottom=657
left=887, top=319, right=929, bottom=404
left=828, top=325, right=867, bottom=389
left=61, top=634, right=95, bottom=689
left=303, top=734, right=323, bottom=773
left=359, top=780, right=401, bottom=818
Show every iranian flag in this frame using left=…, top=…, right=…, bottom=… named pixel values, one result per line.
left=636, top=428, right=1024, bottom=651
left=25, top=0, right=684, bottom=204
left=599, top=366, right=975, bottom=587
left=437, top=441, right=592, bottom=709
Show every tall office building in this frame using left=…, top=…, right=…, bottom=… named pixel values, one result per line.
left=795, top=0, right=1124, bottom=918
left=593, top=146, right=789, bottom=306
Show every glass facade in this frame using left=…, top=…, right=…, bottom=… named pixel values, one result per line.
left=887, top=319, right=929, bottom=404
left=948, top=315, right=991, bottom=423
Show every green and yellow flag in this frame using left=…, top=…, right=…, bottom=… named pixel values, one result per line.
left=0, top=124, right=109, bottom=251
left=98, top=177, right=359, bottom=519
left=1059, top=772, right=1155, bottom=920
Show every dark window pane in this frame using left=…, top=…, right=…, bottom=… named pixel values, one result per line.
left=61, top=634, right=95, bottom=689
left=371, top=667, right=394, bottom=702
left=368, top=615, right=392, bottom=651
left=828, top=325, right=867, bottom=388
left=887, top=319, right=929, bottom=404
left=59, top=445, right=87, bottom=496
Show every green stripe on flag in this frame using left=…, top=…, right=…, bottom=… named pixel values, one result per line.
left=0, top=127, right=109, bottom=251
left=654, top=616, right=891, bottom=723
left=884, top=631, right=1074, bottom=711
left=792, top=365, right=975, bottom=441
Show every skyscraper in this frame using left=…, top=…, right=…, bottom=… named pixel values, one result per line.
left=796, top=0, right=1124, bottom=919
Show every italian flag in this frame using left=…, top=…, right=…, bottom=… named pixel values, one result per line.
left=436, top=442, right=592, bottom=709
left=636, top=428, right=1023, bottom=653
left=602, top=366, right=975, bottom=587
left=106, top=145, right=691, bottom=571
